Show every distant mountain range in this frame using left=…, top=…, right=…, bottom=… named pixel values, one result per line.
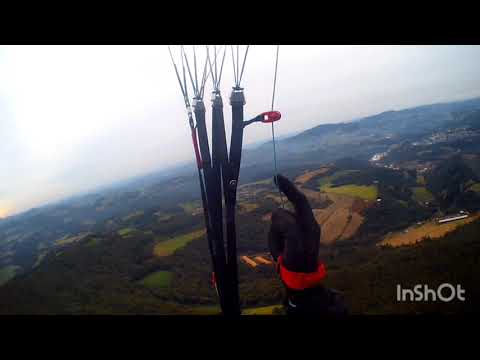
left=3, top=96, right=480, bottom=223
left=241, top=97, right=480, bottom=167
left=2, top=96, right=480, bottom=312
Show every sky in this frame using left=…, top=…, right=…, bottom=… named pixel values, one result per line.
left=1, top=45, right=480, bottom=217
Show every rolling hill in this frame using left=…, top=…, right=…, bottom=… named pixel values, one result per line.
left=1, top=97, right=480, bottom=314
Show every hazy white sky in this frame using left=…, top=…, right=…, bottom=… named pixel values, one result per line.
left=1, top=45, right=480, bottom=217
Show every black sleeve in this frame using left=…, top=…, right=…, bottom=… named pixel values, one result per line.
left=284, top=286, right=349, bottom=317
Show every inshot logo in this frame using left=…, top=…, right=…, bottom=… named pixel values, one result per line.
left=397, top=284, right=466, bottom=302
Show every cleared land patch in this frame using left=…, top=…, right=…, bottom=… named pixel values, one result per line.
left=122, top=210, right=144, bottom=221
left=341, top=212, right=364, bottom=239
left=0, top=265, right=21, bottom=286
left=184, top=304, right=283, bottom=315
left=296, top=167, right=332, bottom=185
left=320, top=184, right=378, bottom=201
left=265, top=194, right=283, bottom=204
left=302, top=188, right=333, bottom=208
left=380, top=213, right=480, bottom=247
left=55, top=232, right=91, bottom=246
left=85, top=237, right=101, bottom=247
left=179, top=202, right=203, bottom=216
left=238, top=178, right=271, bottom=189
left=154, top=211, right=173, bottom=222
left=238, top=202, right=260, bottom=213
left=241, top=256, right=258, bottom=268
left=242, top=305, right=283, bottom=315
left=182, top=305, right=221, bottom=315
left=33, top=252, right=47, bottom=268
left=254, top=256, right=272, bottom=265
left=118, top=228, right=135, bottom=237
left=469, top=182, right=480, bottom=193
left=254, top=167, right=370, bottom=243
left=138, top=270, right=172, bottom=292
left=312, top=193, right=366, bottom=244
left=153, top=229, right=206, bottom=257
left=411, top=186, right=434, bottom=202
left=304, top=169, right=377, bottom=200
left=316, top=170, right=360, bottom=187
left=417, top=174, right=426, bottom=185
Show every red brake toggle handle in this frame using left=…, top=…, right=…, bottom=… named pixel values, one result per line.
left=261, top=111, right=282, bottom=123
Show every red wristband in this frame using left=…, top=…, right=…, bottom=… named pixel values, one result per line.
left=277, top=256, right=327, bottom=290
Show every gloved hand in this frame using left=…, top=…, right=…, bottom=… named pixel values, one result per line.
left=268, top=174, right=321, bottom=273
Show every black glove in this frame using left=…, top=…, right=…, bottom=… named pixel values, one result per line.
left=268, top=174, right=349, bottom=316
left=268, top=174, right=321, bottom=273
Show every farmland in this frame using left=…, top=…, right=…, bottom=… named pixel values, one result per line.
left=239, top=203, right=260, bottom=213
left=118, top=228, right=135, bottom=237
left=315, top=170, right=360, bottom=187
left=242, top=304, right=283, bottom=315
left=294, top=170, right=371, bottom=244
left=179, top=201, right=203, bottom=216
left=182, top=305, right=221, bottom=315
left=411, top=186, right=434, bottom=202
left=320, top=184, right=378, bottom=201
left=55, top=232, right=91, bottom=245
left=301, top=168, right=378, bottom=200
left=312, top=194, right=367, bottom=244
left=470, top=183, right=480, bottom=193
left=417, top=174, right=426, bottom=185
left=153, top=229, right=206, bottom=257
left=0, top=265, right=21, bottom=286
left=139, top=270, right=172, bottom=292
left=380, top=213, right=480, bottom=247
left=122, top=210, right=144, bottom=221
left=1, top=99, right=480, bottom=315
left=0, top=154, right=479, bottom=314
left=179, top=304, right=282, bottom=315
left=33, top=252, right=47, bottom=268
left=154, top=211, right=173, bottom=222
left=295, top=167, right=332, bottom=185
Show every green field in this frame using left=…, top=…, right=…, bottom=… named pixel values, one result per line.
left=185, top=305, right=221, bottom=315
left=139, top=271, right=172, bottom=292
left=122, top=210, right=144, bottom=221
left=118, top=228, right=135, bottom=237
left=320, top=183, right=378, bottom=200
left=417, top=174, right=426, bottom=185
left=0, top=265, right=21, bottom=286
left=315, top=170, right=378, bottom=200
left=411, top=186, right=435, bottom=202
left=184, top=304, right=283, bottom=315
left=153, top=229, right=206, bottom=257
left=469, top=182, right=480, bottom=193
left=239, top=178, right=272, bottom=188
left=33, top=252, right=47, bottom=268
left=242, top=305, right=283, bottom=315
left=239, top=202, right=260, bottom=213
left=317, top=170, right=360, bottom=187
left=154, top=211, right=173, bottom=222
left=85, top=237, right=101, bottom=247
left=179, top=202, right=201, bottom=215
left=55, top=233, right=90, bottom=246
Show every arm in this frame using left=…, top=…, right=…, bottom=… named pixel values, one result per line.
left=269, top=175, right=348, bottom=316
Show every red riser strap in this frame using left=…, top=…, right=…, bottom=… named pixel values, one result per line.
left=277, top=256, right=327, bottom=290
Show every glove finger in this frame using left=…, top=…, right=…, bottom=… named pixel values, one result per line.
left=275, top=174, right=318, bottom=231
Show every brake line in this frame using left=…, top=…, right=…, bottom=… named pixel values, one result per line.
left=270, top=45, right=285, bottom=207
